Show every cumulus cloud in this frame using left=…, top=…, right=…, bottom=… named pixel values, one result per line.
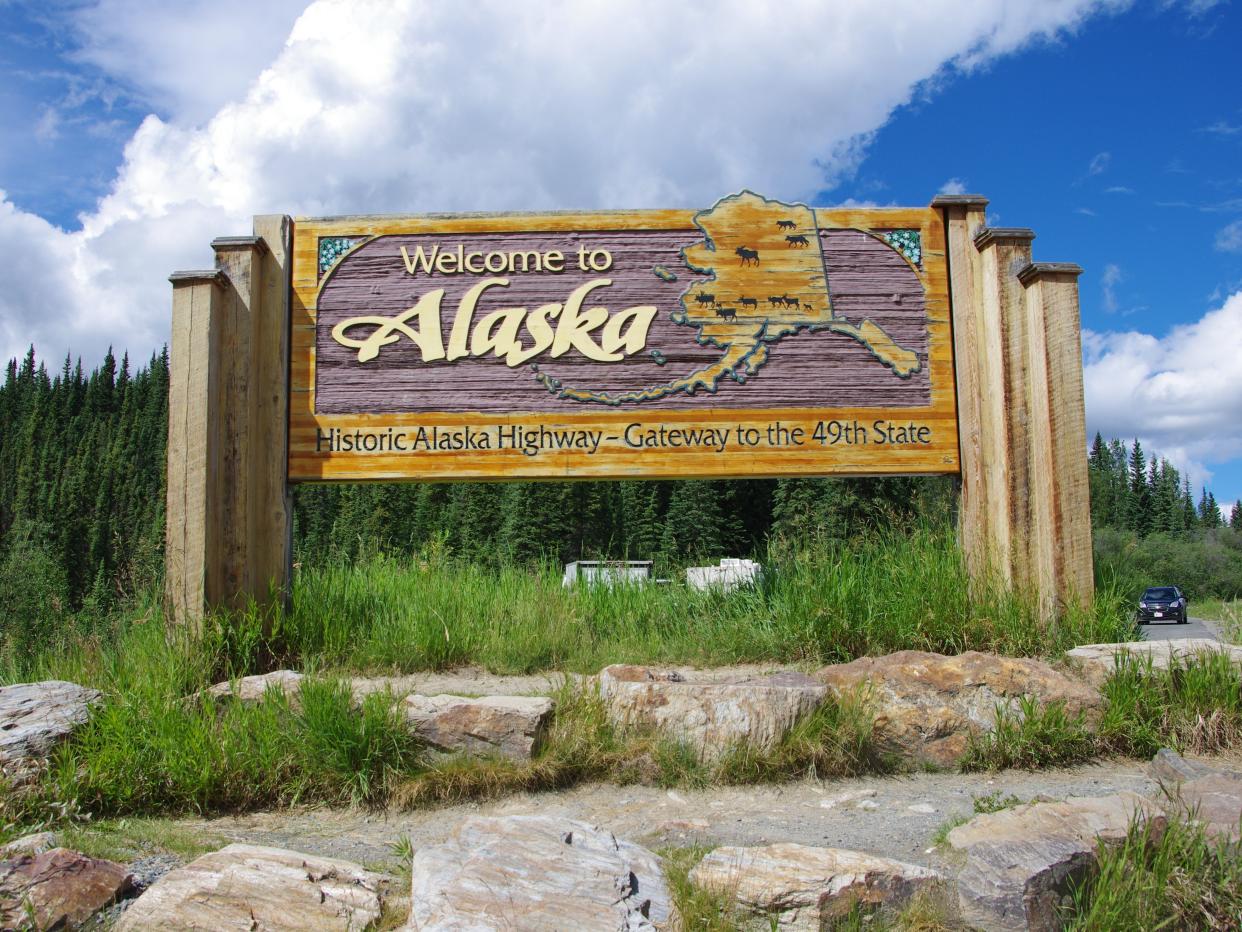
left=1, top=0, right=1122, bottom=366
left=1083, top=290, right=1242, bottom=489
left=938, top=177, right=969, bottom=195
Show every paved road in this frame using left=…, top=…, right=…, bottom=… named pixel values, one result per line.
left=1140, top=615, right=1223, bottom=642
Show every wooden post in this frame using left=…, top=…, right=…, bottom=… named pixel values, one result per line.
left=165, top=219, right=292, bottom=630
left=166, top=270, right=226, bottom=634
left=935, top=195, right=1094, bottom=616
left=1018, top=262, right=1094, bottom=611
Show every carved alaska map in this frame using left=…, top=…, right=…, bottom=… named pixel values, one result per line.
left=559, top=191, right=920, bottom=404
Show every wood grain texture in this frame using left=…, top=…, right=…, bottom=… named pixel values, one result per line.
left=1025, top=266, right=1094, bottom=609
left=251, top=216, right=293, bottom=609
left=942, top=202, right=991, bottom=582
left=165, top=275, right=222, bottom=633
left=289, top=204, right=958, bottom=482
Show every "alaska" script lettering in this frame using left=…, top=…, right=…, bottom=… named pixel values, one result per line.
left=330, top=277, right=657, bottom=366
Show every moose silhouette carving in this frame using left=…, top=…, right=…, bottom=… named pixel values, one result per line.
left=695, top=293, right=716, bottom=306
left=715, top=306, right=737, bottom=320
left=768, top=296, right=785, bottom=308
left=735, top=246, right=760, bottom=266
left=738, top=297, right=758, bottom=310
left=780, top=294, right=800, bottom=309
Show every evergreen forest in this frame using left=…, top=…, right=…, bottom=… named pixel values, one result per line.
left=2, top=346, right=1240, bottom=638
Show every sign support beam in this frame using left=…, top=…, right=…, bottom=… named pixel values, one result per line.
left=165, top=218, right=291, bottom=630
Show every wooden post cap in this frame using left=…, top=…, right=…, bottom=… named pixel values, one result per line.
left=168, top=269, right=226, bottom=287
left=973, top=227, right=1036, bottom=249
left=930, top=194, right=989, bottom=209
left=1017, top=262, right=1084, bottom=284
left=211, top=236, right=269, bottom=253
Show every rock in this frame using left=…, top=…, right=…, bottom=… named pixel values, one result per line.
left=949, top=793, right=1166, bottom=932
left=955, top=835, right=1095, bottom=932
left=1149, top=747, right=1216, bottom=785
left=595, top=665, right=826, bottom=760
left=1066, top=639, right=1242, bottom=688
left=1165, top=770, right=1242, bottom=843
left=408, top=815, right=673, bottom=931
left=908, top=803, right=937, bottom=814
left=203, top=669, right=305, bottom=705
left=403, top=694, right=553, bottom=760
left=114, top=843, right=385, bottom=931
left=0, top=831, right=59, bottom=858
left=947, top=791, right=1165, bottom=852
left=815, top=651, right=1101, bottom=768
left=0, top=847, right=133, bottom=930
left=0, top=681, right=102, bottom=783
left=688, top=843, right=941, bottom=929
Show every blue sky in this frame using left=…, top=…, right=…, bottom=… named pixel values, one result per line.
left=0, top=0, right=1239, bottom=506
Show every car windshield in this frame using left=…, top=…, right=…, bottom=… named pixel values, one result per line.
left=1143, top=588, right=1177, bottom=600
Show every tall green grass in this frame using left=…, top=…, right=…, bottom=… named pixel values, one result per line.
left=279, top=526, right=1133, bottom=675
left=1067, top=815, right=1242, bottom=930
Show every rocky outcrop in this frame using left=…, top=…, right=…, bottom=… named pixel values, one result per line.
left=114, top=844, right=386, bottom=931
left=0, top=848, right=133, bottom=930
left=0, top=680, right=101, bottom=783
left=595, top=665, right=827, bottom=759
left=814, top=651, right=1101, bottom=768
left=688, top=843, right=941, bottom=929
left=1149, top=747, right=1216, bottom=784
left=948, top=792, right=1165, bottom=931
left=403, top=694, right=553, bottom=760
left=1153, top=751, right=1242, bottom=844
left=407, top=815, right=673, bottom=930
left=1066, top=639, right=1242, bottom=688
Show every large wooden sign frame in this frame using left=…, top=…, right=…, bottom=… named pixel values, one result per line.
left=290, top=197, right=958, bottom=483
left=165, top=194, right=1093, bottom=630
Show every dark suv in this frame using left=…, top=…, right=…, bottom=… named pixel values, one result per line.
left=1136, top=586, right=1188, bottom=624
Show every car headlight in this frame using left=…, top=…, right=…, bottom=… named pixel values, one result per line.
left=1139, top=602, right=1147, bottom=609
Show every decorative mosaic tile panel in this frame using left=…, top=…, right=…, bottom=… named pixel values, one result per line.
left=882, top=230, right=922, bottom=267
left=319, top=237, right=364, bottom=278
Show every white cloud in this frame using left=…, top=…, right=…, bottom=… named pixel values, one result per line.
left=939, top=177, right=969, bottom=195
left=1088, top=151, right=1111, bottom=175
left=1083, top=291, right=1242, bottom=490
left=1216, top=220, right=1242, bottom=253
left=1, top=0, right=1122, bottom=366
left=1101, top=262, right=1122, bottom=313
left=68, top=0, right=308, bottom=124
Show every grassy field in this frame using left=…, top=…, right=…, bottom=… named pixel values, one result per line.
left=1192, top=598, right=1241, bottom=642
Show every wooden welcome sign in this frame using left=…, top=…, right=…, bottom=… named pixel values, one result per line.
left=166, top=194, right=1093, bottom=629
left=291, top=192, right=957, bottom=482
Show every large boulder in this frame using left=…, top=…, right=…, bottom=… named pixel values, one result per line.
left=0, top=847, right=133, bottom=930
left=0, top=680, right=101, bottom=782
left=403, top=694, right=554, bottom=760
left=688, top=843, right=941, bottom=929
left=595, top=666, right=826, bottom=760
left=114, top=844, right=386, bottom=931
left=0, top=832, right=59, bottom=859
left=814, top=651, right=1101, bottom=768
left=1066, top=639, right=1242, bottom=688
left=407, top=815, right=673, bottom=930
left=1164, top=770, right=1242, bottom=843
left=948, top=793, right=1165, bottom=932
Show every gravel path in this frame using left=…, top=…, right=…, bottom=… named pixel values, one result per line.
left=164, top=757, right=1214, bottom=874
